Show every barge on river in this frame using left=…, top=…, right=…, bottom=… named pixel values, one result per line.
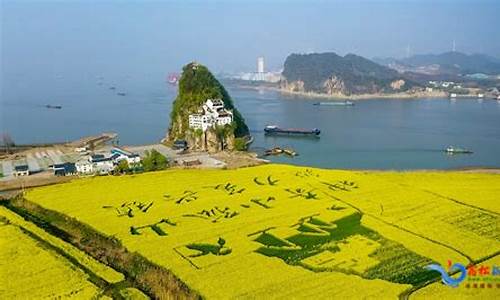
left=264, top=125, right=320, bottom=136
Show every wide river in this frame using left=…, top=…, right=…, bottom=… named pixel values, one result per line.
left=2, top=73, right=500, bottom=170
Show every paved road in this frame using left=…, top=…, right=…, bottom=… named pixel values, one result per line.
left=125, top=144, right=226, bottom=168
left=126, top=144, right=176, bottom=158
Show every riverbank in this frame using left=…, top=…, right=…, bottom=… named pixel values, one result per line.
left=231, top=83, right=448, bottom=100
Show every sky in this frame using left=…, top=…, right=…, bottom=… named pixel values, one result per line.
left=1, top=0, right=500, bottom=76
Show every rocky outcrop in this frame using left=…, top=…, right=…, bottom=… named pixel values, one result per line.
left=281, top=52, right=418, bottom=96
left=280, top=80, right=305, bottom=93
left=323, top=76, right=347, bottom=95
left=390, top=79, right=406, bottom=90
left=183, top=129, right=235, bottom=153
left=167, top=62, right=249, bottom=152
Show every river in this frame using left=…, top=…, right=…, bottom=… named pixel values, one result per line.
left=2, top=73, right=500, bottom=170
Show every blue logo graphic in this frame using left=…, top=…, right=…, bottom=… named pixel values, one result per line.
left=426, top=262, right=467, bottom=287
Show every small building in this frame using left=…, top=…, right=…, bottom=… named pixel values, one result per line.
left=13, top=165, right=30, bottom=177
left=75, top=159, right=94, bottom=174
left=189, top=114, right=214, bottom=131
left=188, top=99, right=233, bottom=132
left=216, top=111, right=233, bottom=126
left=205, top=99, right=224, bottom=111
left=90, top=154, right=114, bottom=174
left=53, top=163, right=77, bottom=176
left=110, top=148, right=141, bottom=165
left=75, top=146, right=88, bottom=153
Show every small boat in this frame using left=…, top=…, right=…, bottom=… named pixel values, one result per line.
left=450, top=93, right=457, bottom=98
left=45, top=105, right=62, bottom=109
left=283, top=148, right=298, bottom=156
left=264, top=147, right=298, bottom=157
left=445, top=146, right=473, bottom=154
left=265, top=147, right=284, bottom=156
left=313, top=101, right=354, bottom=106
left=477, top=94, right=484, bottom=98
left=117, top=92, right=127, bottom=96
left=167, top=73, right=179, bottom=85
left=264, top=125, right=320, bottom=136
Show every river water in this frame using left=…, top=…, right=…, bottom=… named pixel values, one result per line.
left=2, top=73, right=500, bottom=170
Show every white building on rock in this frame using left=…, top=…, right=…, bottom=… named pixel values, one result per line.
left=188, top=99, right=233, bottom=132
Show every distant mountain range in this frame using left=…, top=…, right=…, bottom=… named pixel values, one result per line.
left=374, top=52, right=500, bottom=75
left=281, top=52, right=416, bottom=96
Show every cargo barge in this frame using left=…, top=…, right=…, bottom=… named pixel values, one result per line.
left=264, top=125, right=320, bottom=136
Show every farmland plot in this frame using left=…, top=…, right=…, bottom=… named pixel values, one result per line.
left=0, top=216, right=102, bottom=299
left=23, top=164, right=500, bottom=298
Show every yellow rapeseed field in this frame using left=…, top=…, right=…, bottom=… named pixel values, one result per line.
left=24, top=164, right=500, bottom=299
left=0, top=209, right=102, bottom=299
left=0, top=206, right=124, bottom=285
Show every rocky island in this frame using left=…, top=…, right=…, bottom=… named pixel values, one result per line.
left=280, top=52, right=421, bottom=98
left=167, top=62, right=250, bottom=152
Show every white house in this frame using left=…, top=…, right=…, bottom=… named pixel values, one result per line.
left=204, top=99, right=224, bottom=111
left=110, top=148, right=141, bottom=165
left=188, top=99, right=233, bottom=132
left=74, top=146, right=88, bottom=153
left=189, top=114, right=215, bottom=132
left=75, top=159, right=94, bottom=174
left=76, top=154, right=114, bottom=175
left=13, top=165, right=30, bottom=177
left=90, top=154, right=114, bottom=174
left=216, top=111, right=233, bottom=126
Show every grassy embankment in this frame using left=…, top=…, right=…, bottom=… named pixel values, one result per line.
left=1, top=196, right=199, bottom=299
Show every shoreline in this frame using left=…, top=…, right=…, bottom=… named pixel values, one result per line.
left=2, top=162, right=499, bottom=193
left=231, top=84, right=449, bottom=100
left=2, top=158, right=498, bottom=192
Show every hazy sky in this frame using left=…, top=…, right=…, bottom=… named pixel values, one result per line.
left=2, top=0, right=499, bottom=75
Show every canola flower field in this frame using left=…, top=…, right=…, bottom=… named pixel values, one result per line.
left=18, top=164, right=500, bottom=299
left=0, top=207, right=103, bottom=299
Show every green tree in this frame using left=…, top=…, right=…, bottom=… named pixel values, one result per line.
left=142, top=149, right=168, bottom=172
left=214, top=124, right=231, bottom=150
left=114, top=160, right=129, bottom=175
left=234, top=137, right=247, bottom=151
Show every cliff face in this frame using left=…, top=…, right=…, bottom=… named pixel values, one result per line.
left=167, top=62, right=249, bottom=152
left=281, top=52, right=416, bottom=96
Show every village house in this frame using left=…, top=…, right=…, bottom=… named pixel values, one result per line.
left=13, top=165, right=30, bottom=177
left=110, top=148, right=141, bottom=165
left=75, top=148, right=141, bottom=175
left=75, top=158, right=94, bottom=174
left=76, top=154, right=113, bottom=175
left=90, top=154, right=114, bottom=174
left=188, top=99, right=233, bottom=132
left=52, top=163, right=77, bottom=176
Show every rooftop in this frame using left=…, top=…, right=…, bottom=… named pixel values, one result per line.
left=14, top=165, right=29, bottom=172
left=90, top=154, right=112, bottom=163
left=53, top=162, right=77, bottom=173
